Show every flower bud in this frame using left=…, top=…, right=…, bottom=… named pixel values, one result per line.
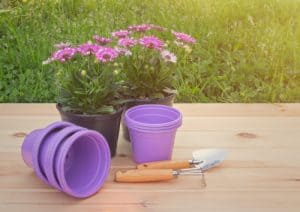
left=81, top=70, right=87, bottom=77
left=184, top=45, right=192, bottom=53
left=56, top=69, right=63, bottom=77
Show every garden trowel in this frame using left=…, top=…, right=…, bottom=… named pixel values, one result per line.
left=136, top=148, right=227, bottom=171
left=115, top=149, right=227, bottom=183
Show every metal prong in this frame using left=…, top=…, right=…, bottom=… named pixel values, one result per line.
left=173, top=167, right=207, bottom=188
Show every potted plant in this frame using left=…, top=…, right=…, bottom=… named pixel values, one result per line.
left=111, top=24, right=196, bottom=140
left=43, top=38, right=126, bottom=157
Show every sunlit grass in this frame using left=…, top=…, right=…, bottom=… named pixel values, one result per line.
left=0, top=0, right=299, bottom=102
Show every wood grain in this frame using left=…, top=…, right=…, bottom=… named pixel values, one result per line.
left=0, top=103, right=300, bottom=211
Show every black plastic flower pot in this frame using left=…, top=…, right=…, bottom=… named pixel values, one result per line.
left=56, top=104, right=123, bottom=157
left=122, top=93, right=176, bottom=141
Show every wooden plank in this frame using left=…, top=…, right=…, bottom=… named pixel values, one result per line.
left=1, top=190, right=300, bottom=211
left=1, top=103, right=300, bottom=117
left=175, top=103, right=300, bottom=117
left=0, top=116, right=300, bottom=131
left=1, top=166, right=300, bottom=191
left=0, top=205, right=299, bottom=212
left=3, top=130, right=300, bottom=151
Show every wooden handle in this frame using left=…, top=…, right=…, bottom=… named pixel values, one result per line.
left=137, top=160, right=191, bottom=170
left=115, top=169, right=174, bottom=183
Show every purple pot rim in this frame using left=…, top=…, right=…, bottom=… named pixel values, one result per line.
left=56, top=130, right=111, bottom=198
left=126, top=126, right=180, bottom=133
left=32, top=121, right=72, bottom=186
left=56, top=103, right=123, bottom=119
left=125, top=104, right=182, bottom=129
left=45, top=125, right=83, bottom=190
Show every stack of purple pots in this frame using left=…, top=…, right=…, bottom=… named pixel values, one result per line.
left=125, top=104, right=182, bottom=163
left=21, top=121, right=111, bottom=198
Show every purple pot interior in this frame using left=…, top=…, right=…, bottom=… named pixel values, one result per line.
left=55, top=130, right=111, bottom=198
left=125, top=104, right=182, bottom=130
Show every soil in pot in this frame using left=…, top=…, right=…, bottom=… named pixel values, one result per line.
left=56, top=104, right=123, bottom=157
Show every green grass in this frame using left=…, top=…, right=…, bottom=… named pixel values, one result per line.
left=0, top=0, right=299, bottom=102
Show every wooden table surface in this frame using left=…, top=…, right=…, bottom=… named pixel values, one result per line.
left=1, top=103, right=300, bottom=212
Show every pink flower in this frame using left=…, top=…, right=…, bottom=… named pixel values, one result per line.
left=51, top=47, right=77, bottom=62
left=93, top=35, right=112, bottom=45
left=77, top=43, right=102, bottom=55
left=118, top=37, right=137, bottom=47
left=161, top=50, right=177, bottom=63
left=139, top=36, right=164, bottom=50
left=172, top=31, right=196, bottom=44
left=95, top=47, right=119, bottom=63
left=111, top=30, right=131, bottom=38
left=54, top=42, right=71, bottom=49
left=115, top=47, right=132, bottom=56
left=128, top=24, right=152, bottom=32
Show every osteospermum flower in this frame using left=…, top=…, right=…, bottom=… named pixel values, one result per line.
left=118, top=37, right=137, bottom=47
left=111, top=30, right=131, bottom=38
left=54, top=42, right=71, bottom=49
left=77, top=43, right=102, bottom=55
left=95, top=47, right=119, bottom=63
left=115, top=47, right=132, bottom=56
left=51, top=47, right=77, bottom=62
left=139, top=36, right=164, bottom=50
left=92, top=35, right=112, bottom=45
left=161, top=50, right=177, bottom=63
left=128, top=24, right=152, bottom=32
left=172, top=31, right=196, bottom=44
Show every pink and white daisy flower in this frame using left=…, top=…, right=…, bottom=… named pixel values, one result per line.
left=118, top=37, right=137, bottom=47
left=111, top=30, right=131, bottom=38
left=115, top=47, right=132, bottom=56
left=95, top=47, right=119, bottom=63
left=128, top=24, right=152, bottom=32
left=172, top=31, right=196, bottom=44
left=161, top=50, right=177, bottom=63
left=139, top=36, right=164, bottom=50
left=77, top=43, right=102, bottom=55
left=92, top=35, right=112, bottom=45
left=51, top=47, right=77, bottom=62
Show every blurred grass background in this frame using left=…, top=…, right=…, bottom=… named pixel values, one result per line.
left=0, top=0, right=299, bottom=103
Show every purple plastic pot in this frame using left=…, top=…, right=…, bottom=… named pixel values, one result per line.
left=125, top=104, right=182, bottom=163
left=122, top=93, right=176, bottom=141
left=41, top=125, right=82, bottom=190
left=21, top=121, right=111, bottom=198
